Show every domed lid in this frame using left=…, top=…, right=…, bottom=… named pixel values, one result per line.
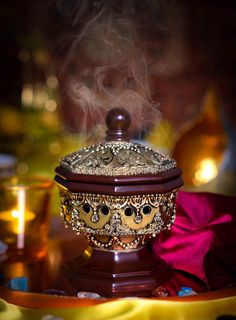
left=55, top=108, right=183, bottom=195
left=59, top=108, right=176, bottom=176
left=60, top=141, right=177, bottom=177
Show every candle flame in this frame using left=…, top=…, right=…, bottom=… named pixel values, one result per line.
left=11, top=209, right=20, bottom=218
left=193, top=158, right=218, bottom=186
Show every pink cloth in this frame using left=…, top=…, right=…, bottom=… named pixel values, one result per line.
left=153, top=191, right=236, bottom=289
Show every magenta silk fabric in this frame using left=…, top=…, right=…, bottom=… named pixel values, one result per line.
left=153, top=191, right=236, bottom=289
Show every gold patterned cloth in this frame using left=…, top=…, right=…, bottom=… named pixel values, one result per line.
left=0, top=296, right=236, bottom=320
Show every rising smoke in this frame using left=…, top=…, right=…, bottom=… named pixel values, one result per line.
left=48, top=0, right=167, bottom=140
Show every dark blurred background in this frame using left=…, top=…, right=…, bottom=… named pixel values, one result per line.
left=0, top=0, right=236, bottom=194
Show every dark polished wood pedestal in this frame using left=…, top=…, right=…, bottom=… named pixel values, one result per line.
left=63, top=245, right=173, bottom=298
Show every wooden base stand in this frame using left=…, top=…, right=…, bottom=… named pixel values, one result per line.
left=63, top=245, right=172, bottom=297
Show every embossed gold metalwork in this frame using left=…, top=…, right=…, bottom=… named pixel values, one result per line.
left=59, top=189, right=177, bottom=249
left=85, top=234, right=151, bottom=250
left=60, top=141, right=176, bottom=176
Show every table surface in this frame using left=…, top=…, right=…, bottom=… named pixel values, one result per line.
left=0, top=218, right=236, bottom=309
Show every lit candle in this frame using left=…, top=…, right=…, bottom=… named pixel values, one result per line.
left=17, top=188, right=25, bottom=249
left=0, top=189, right=35, bottom=249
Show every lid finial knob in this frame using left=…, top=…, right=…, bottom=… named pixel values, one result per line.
left=106, top=107, right=131, bottom=141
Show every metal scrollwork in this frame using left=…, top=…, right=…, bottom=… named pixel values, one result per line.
left=59, top=189, right=178, bottom=238
left=60, top=141, right=176, bottom=176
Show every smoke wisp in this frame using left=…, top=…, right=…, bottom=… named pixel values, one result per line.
left=48, top=0, right=167, bottom=140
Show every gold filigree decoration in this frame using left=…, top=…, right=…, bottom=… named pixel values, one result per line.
left=59, top=190, right=177, bottom=242
left=60, top=141, right=176, bottom=176
left=85, top=234, right=153, bottom=250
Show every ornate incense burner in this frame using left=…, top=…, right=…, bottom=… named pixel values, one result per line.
left=54, top=108, right=183, bottom=297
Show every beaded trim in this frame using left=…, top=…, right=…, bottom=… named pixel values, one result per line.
left=85, top=234, right=154, bottom=250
